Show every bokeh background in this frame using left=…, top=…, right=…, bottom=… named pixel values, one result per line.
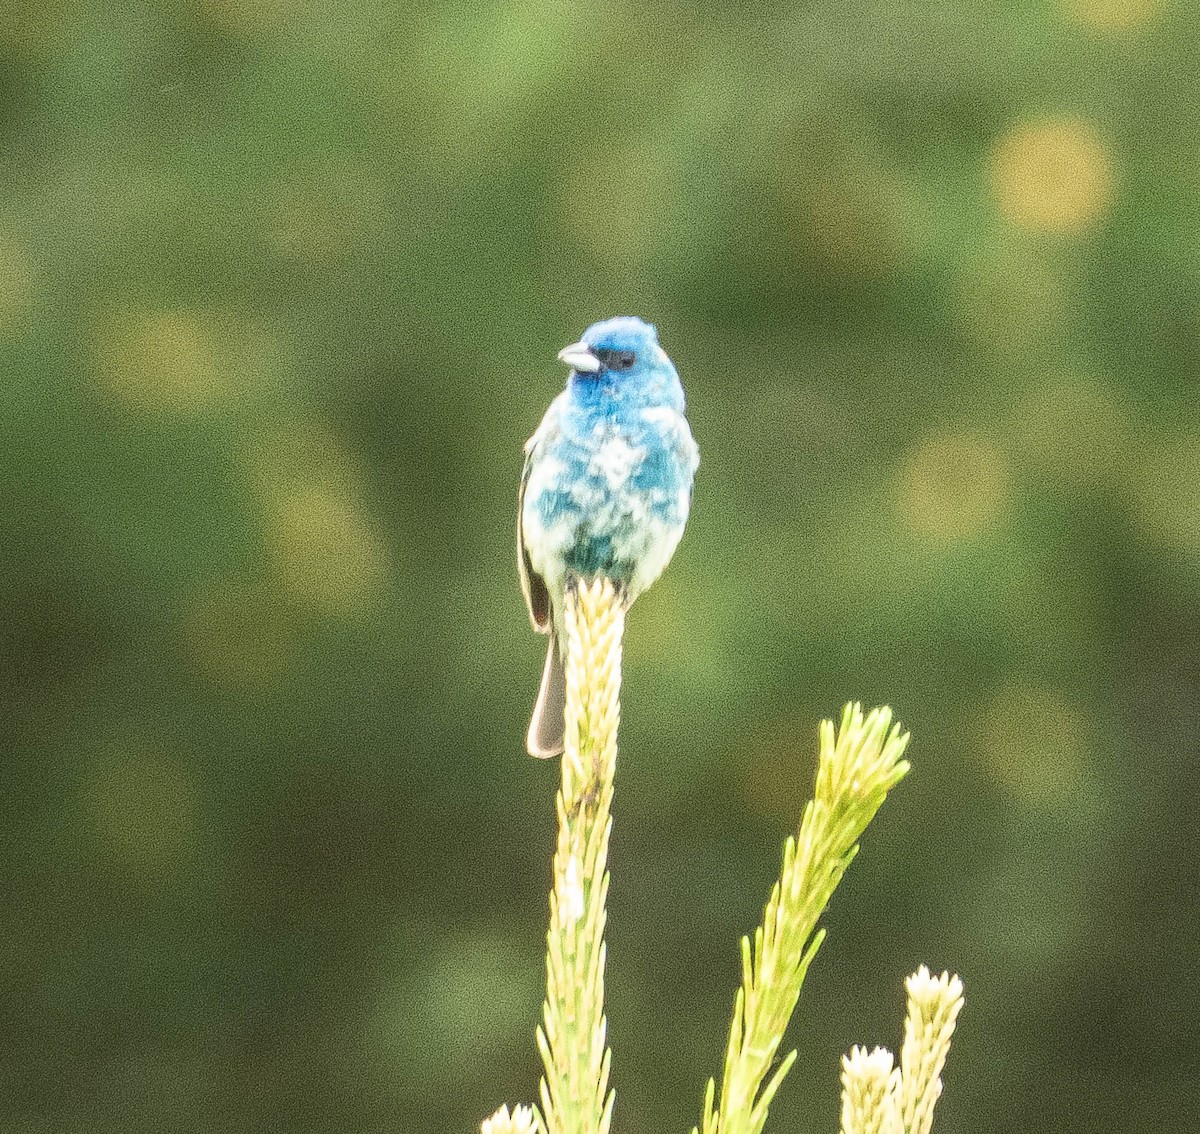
left=2, top=1, right=1198, bottom=1131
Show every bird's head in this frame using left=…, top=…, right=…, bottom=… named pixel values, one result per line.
left=557, top=316, right=673, bottom=387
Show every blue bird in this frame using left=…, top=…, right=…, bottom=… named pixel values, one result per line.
left=519, top=316, right=700, bottom=757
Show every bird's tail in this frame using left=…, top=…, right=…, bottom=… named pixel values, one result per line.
left=527, top=633, right=565, bottom=758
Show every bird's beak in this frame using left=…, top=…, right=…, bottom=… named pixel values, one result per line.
left=557, top=341, right=601, bottom=373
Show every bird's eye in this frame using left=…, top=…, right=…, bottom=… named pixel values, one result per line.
left=594, top=348, right=637, bottom=372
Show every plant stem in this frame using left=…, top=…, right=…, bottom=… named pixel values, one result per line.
left=698, top=705, right=911, bottom=1134
left=536, top=579, right=623, bottom=1134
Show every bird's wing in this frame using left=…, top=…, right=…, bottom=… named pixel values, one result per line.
left=518, top=433, right=552, bottom=633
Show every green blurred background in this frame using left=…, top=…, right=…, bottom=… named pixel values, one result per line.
left=2, top=1, right=1198, bottom=1131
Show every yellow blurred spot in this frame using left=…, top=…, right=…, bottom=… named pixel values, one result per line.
left=1066, top=0, right=1165, bottom=32
left=248, top=421, right=365, bottom=500
left=562, top=140, right=669, bottom=267
left=1132, top=436, right=1200, bottom=559
left=267, top=484, right=388, bottom=613
left=85, top=744, right=196, bottom=878
left=95, top=307, right=278, bottom=414
left=246, top=423, right=389, bottom=615
left=0, top=232, right=34, bottom=332
left=94, top=309, right=227, bottom=413
left=183, top=580, right=295, bottom=689
left=1014, top=377, right=1130, bottom=488
left=954, top=242, right=1065, bottom=351
left=897, top=429, right=1010, bottom=545
left=989, top=117, right=1115, bottom=234
left=978, top=684, right=1088, bottom=806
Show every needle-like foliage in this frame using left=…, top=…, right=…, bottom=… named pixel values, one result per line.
left=899, top=968, right=965, bottom=1134
left=839, top=1047, right=903, bottom=1134
left=838, top=968, right=965, bottom=1134
left=482, top=1105, right=539, bottom=1134
left=695, top=704, right=911, bottom=1134
left=538, top=579, right=623, bottom=1134
left=481, top=591, right=965, bottom=1134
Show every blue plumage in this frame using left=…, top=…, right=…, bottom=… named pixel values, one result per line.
left=519, top=316, right=699, bottom=756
